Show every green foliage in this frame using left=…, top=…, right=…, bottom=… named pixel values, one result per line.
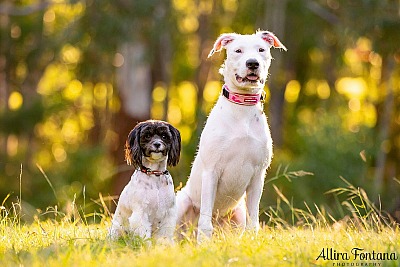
left=0, top=100, right=44, bottom=135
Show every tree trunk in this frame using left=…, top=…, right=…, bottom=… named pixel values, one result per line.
left=374, top=56, right=395, bottom=197
left=194, top=11, right=213, bottom=137
left=111, top=42, right=152, bottom=197
left=260, top=0, right=288, bottom=147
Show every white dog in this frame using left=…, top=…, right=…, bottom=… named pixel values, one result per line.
left=109, top=120, right=181, bottom=243
left=176, top=30, right=286, bottom=242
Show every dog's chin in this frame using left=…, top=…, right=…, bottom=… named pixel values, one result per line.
left=147, top=152, right=166, bottom=162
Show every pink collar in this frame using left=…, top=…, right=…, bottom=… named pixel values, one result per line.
left=222, top=85, right=264, bottom=106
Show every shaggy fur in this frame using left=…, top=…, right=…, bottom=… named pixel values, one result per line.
left=109, top=120, right=181, bottom=243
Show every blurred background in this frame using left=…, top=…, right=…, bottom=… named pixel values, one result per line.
left=0, top=0, right=399, bottom=222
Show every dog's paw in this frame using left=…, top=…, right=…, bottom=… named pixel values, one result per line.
left=197, top=221, right=213, bottom=243
left=197, top=229, right=213, bottom=244
left=156, top=236, right=175, bottom=246
left=108, top=226, right=123, bottom=241
left=245, top=221, right=260, bottom=234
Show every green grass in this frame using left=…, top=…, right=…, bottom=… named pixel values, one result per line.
left=1, top=179, right=399, bottom=266
left=0, top=219, right=398, bottom=267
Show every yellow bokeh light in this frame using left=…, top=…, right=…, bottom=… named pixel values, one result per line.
left=151, top=103, right=165, bottom=120
left=309, top=48, right=324, bottom=64
left=8, top=91, right=23, bottom=110
left=222, top=0, right=238, bottom=12
left=203, top=81, right=221, bottom=103
left=52, top=143, right=67, bottom=162
left=177, top=125, right=192, bottom=144
left=304, top=79, right=317, bottom=96
left=38, top=64, right=71, bottom=95
left=172, top=0, right=190, bottom=11
left=94, top=83, right=108, bottom=100
left=168, top=100, right=182, bottom=125
left=357, top=37, right=372, bottom=52
left=178, top=81, right=197, bottom=121
left=336, top=77, right=367, bottom=99
left=298, top=108, right=314, bottom=125
left=43, top=9, right=55, bottom=23
left=10, top=24, right=21, bottom=39
left=344, top=49, right=363, bottom=75
left=109, top=96, right=121, bottom=114
left=79, top=110, right=94, bottom=130
left=186, top=36, right=200, bottom=67
left=113, top=53, right=124, bottom=67
left=63, top=79, right=83, bottom=101
left=62, top=119, right=80, bottom=144
left=16, top=62, right=27, bottom=80
left=153, top=84, right=167, bottom=102
left=363, top=102, right=377, bottom=127
left=348, top=98, right=361, bottom=112
left=178, top=15, right=199, bottom=33
left=369, top=52, right=382, bottom=66
left=7, top=135, right=18, bottom=157
left=199, top=0, right=213, bottom=14
left=35, top=149, right=52, bottom=169
left=94, top=82, right=109, bottom=108
left=284, top=80, right=301, bottom=103
left=61, top=44, right=81, bottom=64
left=317, top=81, right=330, bottom=99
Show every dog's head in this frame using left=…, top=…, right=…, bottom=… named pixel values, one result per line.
left=208, top=30, right=286, bottom=90
left=125, top=120, right=181, bottom=168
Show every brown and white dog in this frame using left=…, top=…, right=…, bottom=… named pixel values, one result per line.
left=176, top=30, right=286, bottom=242
left=109, top=120, right=181, bottom=243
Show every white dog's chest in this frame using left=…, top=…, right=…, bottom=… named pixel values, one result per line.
left=188, top=97, right=272, bottom=212
left=125, top=173, right=175, bottom=218
left=201, top=98, right=272, bottom=163
left=144, top=176, right=174, bottom=206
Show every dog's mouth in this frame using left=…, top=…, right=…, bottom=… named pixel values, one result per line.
left=148, top=148, right=166, bottom=155
left=149, top=151, right=164, bottom=160
left=235, top=73, right=262, bottom=84
left=143, top=147, right=167, bottom=160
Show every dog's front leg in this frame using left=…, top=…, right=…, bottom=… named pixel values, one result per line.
left=197, top=170, right=217, bottom=243
left=128, top=210, right=152, bottom=240
left=245, top=169, right=266, bottom=232
left=154, top=206, right=177, bottom=244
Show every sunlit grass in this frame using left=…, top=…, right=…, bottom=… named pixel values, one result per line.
left=1, top=176, right=399, bottom=267
left=0, top=218, right=398, bottom=266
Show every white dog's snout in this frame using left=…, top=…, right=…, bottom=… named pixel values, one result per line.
left=246, top=58, right=259, bottom=70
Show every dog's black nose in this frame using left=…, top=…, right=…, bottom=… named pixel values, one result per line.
left=153, top=141, right=161, bottom=149
left=246, top=59, right=259, bottom=70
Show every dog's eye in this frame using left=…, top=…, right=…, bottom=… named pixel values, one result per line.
left=234, top=49, right=242, bottom=53
left=143, top=133, right=152, bottom=139
left=161, top=134, right=168, bottom=140
left=259, top=48, right=265, bottom=52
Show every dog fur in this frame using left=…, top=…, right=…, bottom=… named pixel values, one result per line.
left=176, top=30, right=286, bottom=242
left=109, top=120, right=181, bottom=243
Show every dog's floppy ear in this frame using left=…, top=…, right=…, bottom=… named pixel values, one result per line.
left=208, top=33, right=237, bottom=58
left=125, top=122, right=144, bottom=168
left=167, top=124, right=181, bottom=167
left=258, top=31, right=287, bottom=51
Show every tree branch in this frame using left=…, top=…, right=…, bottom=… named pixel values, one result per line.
left=306, top=1, right=339, bottom=25
left=0, top=1, right=50, bottom=16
